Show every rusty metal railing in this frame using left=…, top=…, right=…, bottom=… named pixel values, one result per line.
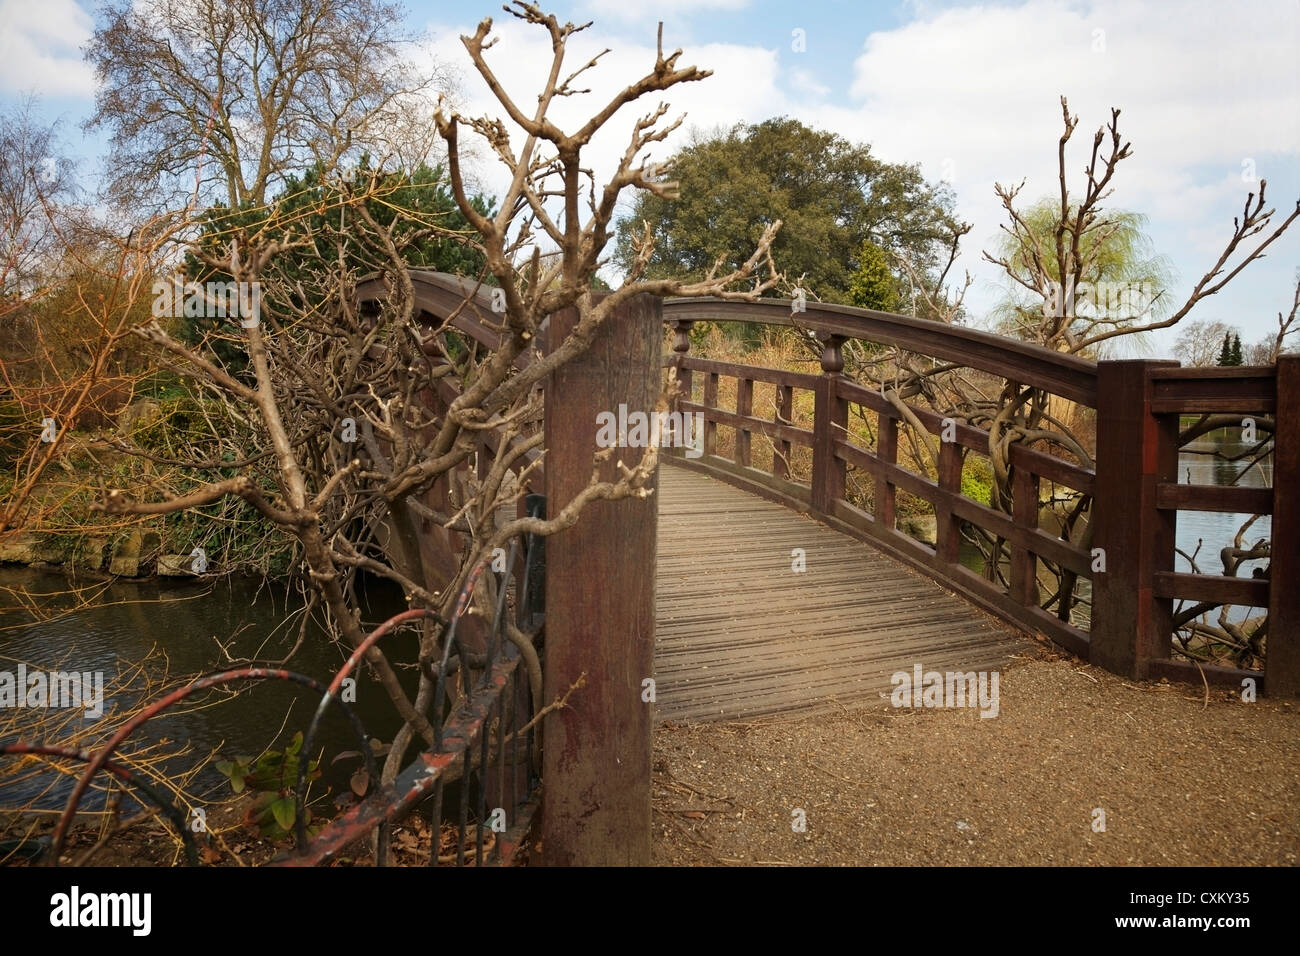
left=1, top=495, right=545, bottom=866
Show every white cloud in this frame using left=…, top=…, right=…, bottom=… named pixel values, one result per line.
left=822, top=0, right=1300, bottom=333
left=788, top=67, right=829, bottom=99
left=0, top=0, right=97, bottom=96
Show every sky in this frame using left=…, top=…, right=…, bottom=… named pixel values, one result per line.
left=3, top=0, right=1298, bottom=355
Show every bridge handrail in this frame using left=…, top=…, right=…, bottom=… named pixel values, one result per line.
left=355, top=270, right=546, bottom=481
left=663, top=297, right=1100, bottom=407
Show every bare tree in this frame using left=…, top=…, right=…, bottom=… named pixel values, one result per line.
left=835, top=96, right=1297, bottom=641
left=84, top=0, right=444, bottom=216
left=1258, top=268, right=1300, bottom=362
left=0, top=96, right=77, bottom=298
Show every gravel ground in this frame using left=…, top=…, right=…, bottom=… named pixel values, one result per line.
left=651, top=648, right=1299, bottom=866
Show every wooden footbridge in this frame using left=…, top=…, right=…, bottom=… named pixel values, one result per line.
left=16, top=272, right=1295, bottom=870
left=346, top=272, right=1299, bottom=865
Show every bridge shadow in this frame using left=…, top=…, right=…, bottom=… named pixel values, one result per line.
left=655, top=462, right=1026, bottom=722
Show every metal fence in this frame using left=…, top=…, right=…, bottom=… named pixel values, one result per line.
left=1, top=496, right=546, bottom=866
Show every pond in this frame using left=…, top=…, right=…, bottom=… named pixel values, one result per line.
left=0, top=568, right=419, bottom=812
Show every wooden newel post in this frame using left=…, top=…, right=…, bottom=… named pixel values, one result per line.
left=1091, top=359, right=1178, bottom=678
left=667, top=319, right=694, bottom=462
left=669, top=319, right=694, bottom=400
left=1268, top=354, right=1300, bottom=697
left=541, top=292, right=659, bottom=865
left=812, top=334, right=847, bottom=514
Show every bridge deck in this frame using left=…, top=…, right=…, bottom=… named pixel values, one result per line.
left=654, top=464, right=1025, bottom=722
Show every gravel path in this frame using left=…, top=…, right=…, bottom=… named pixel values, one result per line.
left=651, top=649, right=1299, bottom=866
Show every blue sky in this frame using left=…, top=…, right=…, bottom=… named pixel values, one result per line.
left=3, top=0, right=1298, bottom=354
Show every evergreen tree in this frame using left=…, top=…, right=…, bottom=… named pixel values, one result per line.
left=1217, top=332, right=1233, bottom=366
left=179, top=159, right=495, bottom=372
left=1231, top=333, right=1244, bottom=366
left=847, top=240, right=901, bottom=312
left=612, top=117, right=960, bottom=305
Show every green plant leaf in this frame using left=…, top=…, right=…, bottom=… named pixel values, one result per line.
left=270, top=796, right=296, bottom=832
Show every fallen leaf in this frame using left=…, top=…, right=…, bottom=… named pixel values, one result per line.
left=350, top=767, right=370, bottom=796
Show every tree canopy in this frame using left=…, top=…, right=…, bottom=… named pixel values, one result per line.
left=612, top=118, right=960, bottom=305
left=84, top=0, right=438, bottom=215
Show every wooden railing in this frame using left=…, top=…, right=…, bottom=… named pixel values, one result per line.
left=1091, top=361, right=1299, bottom=695
left=661, top=297, right=1298, bottom=697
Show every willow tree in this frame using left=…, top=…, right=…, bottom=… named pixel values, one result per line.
left=985, top=199, right=1176, bottom=357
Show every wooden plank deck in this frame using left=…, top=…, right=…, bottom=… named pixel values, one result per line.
left=654, top=463, right=1026, bottom=722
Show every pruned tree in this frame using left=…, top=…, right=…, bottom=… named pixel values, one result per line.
left=1253, top=268, right=1300, bottom=363
left=90, top=1, right=781, bottom=845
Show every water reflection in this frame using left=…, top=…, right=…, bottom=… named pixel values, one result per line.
left=1178, top=430, right=1272, bottom=583
left=0, top=569, right=416, bottom=810
left=954, top=428, right=1272, bottom=626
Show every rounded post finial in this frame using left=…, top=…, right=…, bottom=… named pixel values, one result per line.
left=671, top=319, right=695, bottom=355
left=819, top=333, right=845, bottom=374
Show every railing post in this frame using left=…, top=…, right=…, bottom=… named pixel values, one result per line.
left=935, top=439, right=963, bottom=564
left=1269, top=354, right=1300, bottom=697
left=541, top=292, right=658, bottom=865
left=735, top=377, right=753, bottom=467
left=812, top=334, right=847, bottom=514
left=1091, top=359, right=1179, bottom=678
left=876, top=414, right=897, bottom=528
left=669, top=319, right=694, bottom=417
left=702, top=371, right=719, bottom=456
left=1010, top=462, right=1040, bottom=607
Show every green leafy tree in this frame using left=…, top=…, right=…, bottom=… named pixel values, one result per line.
left=178, top=159, right=495, bottom=371
left=1231, top=333, right=1243, bottom=365
left=613, top=117, right=960, bottom=304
